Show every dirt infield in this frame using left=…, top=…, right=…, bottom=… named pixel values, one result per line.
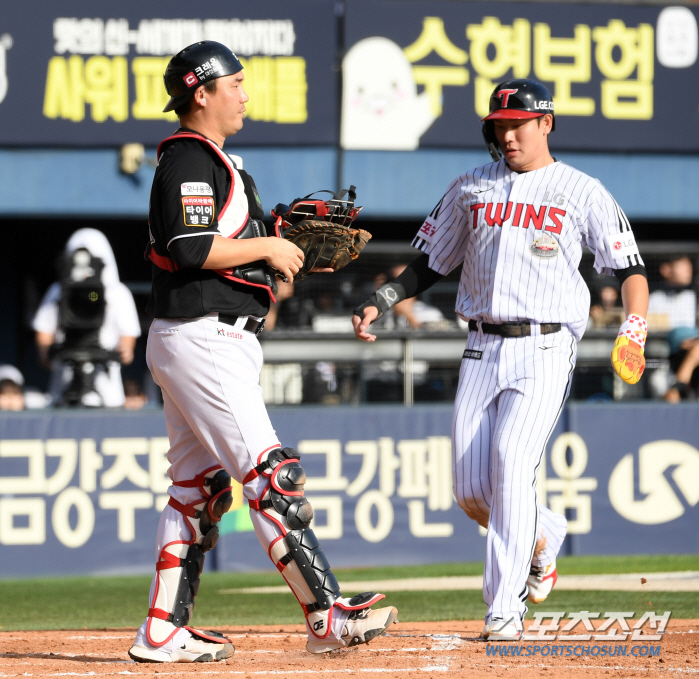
left=1, top=620, right=697, bottom=678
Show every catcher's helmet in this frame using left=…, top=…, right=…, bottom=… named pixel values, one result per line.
left=163, top=41, right=243, bottom=113
left=481, top=79, right=555, bottom=161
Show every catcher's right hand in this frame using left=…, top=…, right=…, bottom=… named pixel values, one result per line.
left=264, top=237, right=305, bottom=284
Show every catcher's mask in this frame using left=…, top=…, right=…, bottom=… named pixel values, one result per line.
left=163, top=41, right=243, bottom=113
left=481, top=78, right=555, bottom=161
left=271, top=186, right=362, bottom=232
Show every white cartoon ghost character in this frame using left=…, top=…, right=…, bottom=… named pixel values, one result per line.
left=341, top=37, right=436, bottom=150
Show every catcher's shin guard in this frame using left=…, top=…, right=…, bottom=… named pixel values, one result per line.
left=146, top=467, right=233, bottom=646
left=247, top=448, right=340, bottom=606
left=246, top=448, right=385, bottom=638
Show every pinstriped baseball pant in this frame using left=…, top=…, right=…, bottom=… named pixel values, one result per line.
left=452, top=324, right=574, bottom=623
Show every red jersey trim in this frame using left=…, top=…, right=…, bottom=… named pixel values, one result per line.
left=155, top=131, right=275, bottom=302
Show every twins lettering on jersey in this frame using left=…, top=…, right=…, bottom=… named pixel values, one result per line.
left=470, top=202, right=566, bottom=234
left=411, top=160, right=643, bottom=343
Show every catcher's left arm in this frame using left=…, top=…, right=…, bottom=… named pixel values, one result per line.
left=611, top=273, right=650, bottom=385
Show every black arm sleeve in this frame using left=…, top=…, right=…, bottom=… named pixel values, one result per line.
left=394, top=253, right=445, bottom=298
left=613, top=264, right=647, bottom=284
left=353, top=253, right=444, bottom=319
left=169, top=234, right=215, bottom=269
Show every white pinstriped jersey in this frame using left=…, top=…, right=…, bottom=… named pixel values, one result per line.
left=411, top=159, right=643, bottom=341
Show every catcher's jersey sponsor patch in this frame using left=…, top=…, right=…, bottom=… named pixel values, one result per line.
left=463, top=349, right=483, bottom=360
left=530, top=233, right=559, bottom=258
left=182, top=196, right=214, bottom=226
left=606, top=232, right=639, bottom=258
left=181, top=182, right=213, bottom=196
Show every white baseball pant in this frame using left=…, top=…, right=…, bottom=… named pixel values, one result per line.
left=452, top=323, right=574, bottom=623
left=139, top=314, right=350, bottom=645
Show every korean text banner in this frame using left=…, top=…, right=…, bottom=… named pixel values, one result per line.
left=0, top=403, right=697, bottom=578
left=342, top=0, right=699, bottom=151
left=0, top=0, right=336, bottom=146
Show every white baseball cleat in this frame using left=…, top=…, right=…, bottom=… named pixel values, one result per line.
left=128, top=627, right=235, bottom=663
left=306, top=605, right=399, bottom=653
left=527, top=561, right=558, bottom=604
left=480, top=617, right=523, bottom=642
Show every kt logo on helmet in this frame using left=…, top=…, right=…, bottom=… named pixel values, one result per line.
left=183, top=72, right=198, bottom=87
left=498, top=89, right=518, bottom=107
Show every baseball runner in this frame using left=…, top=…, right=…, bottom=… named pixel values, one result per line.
left=128, top=40, right=396, bottom=663
left=353, top=79, right=648, bottom=641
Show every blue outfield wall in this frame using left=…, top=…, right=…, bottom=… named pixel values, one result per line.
left=1, top=148, right=698, bottom=221
left=0, top=403, right=697, bottom=578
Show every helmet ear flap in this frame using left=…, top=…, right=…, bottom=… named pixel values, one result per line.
left=482, top=121, right=501, bottom=161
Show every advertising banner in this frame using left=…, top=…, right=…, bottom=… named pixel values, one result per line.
left=0, top=0, right=336, bottom=146
left=342, top=1, right=699, bottom=151
left=0, top=404, right=697, bottom=578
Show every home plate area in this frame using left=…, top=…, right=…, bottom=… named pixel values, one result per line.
left=0, top=621, right=697, bottom=679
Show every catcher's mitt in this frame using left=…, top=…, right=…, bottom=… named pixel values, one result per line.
left=271, top=186, right=371, bottom=281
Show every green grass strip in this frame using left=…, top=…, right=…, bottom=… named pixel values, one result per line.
left=0, top=555, right=697, bottom=631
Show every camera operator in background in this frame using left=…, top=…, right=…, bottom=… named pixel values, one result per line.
left=0, top=365, right=25, bottom=411
left=32, top=228, right=141, bottom=407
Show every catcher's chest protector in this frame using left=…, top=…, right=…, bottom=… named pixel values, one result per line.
left=150, top=132, right=277, bottom=299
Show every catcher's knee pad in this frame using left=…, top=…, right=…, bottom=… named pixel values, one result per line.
left=170, top=467, right=233, bottom=552
left=247, top=448, right=341, bottom=612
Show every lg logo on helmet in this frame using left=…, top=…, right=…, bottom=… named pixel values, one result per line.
left=183, top=72, right=198, bottom=87
left=497, top=89, right=518, bottom=107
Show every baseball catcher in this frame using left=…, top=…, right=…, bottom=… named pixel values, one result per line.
left=271, top=186, right=371, bottom=281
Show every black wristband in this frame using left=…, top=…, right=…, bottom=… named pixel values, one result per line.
left=353, top=281, right=407, bottom=321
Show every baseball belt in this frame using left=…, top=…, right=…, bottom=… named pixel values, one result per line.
left=468, top=320, right=561, bottom=337
left=218, top=313, right=266, bottom=336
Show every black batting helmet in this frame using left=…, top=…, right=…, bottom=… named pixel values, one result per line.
left=481, top=79, right=555, bottom=161
left=163, top=41, right=243, bottom=113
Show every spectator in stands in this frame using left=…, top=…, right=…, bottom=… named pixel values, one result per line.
left=123, top=379, right=148, bottom=410
left=647, top=255, right=697, bottom=330
left=664, top=327, right=699, bottom=402
left=589, top=280, right=625, bottom=329
left=32, top=229, right=141, bottom=407
left=265, top=280, right=316, bottom=331
left=0, top=365, right=24, bottom=411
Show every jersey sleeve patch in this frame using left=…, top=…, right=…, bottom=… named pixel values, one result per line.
left=181, top=182, right=213, bottom=196
left=182, top=196, right=215, bottom=227
left=417, top=217, right=437, bottom=243
left=606, top=232, right=639, bottom=258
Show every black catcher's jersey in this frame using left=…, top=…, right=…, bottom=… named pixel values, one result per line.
left=146, top=129, right=271, bottom=319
